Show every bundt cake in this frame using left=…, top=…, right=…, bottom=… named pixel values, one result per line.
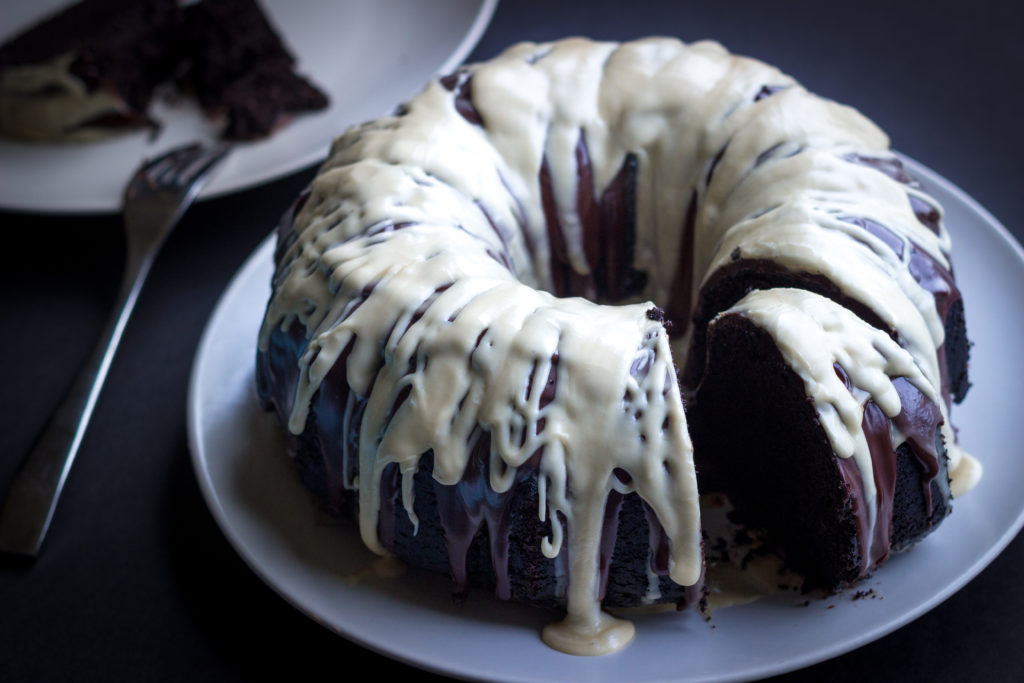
left=255, top=37, right=980, bottom=655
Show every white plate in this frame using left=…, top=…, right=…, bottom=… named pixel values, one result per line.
left=187, top=157, right=1024, bottom=682
left=0, top=0, right=497, bottom=214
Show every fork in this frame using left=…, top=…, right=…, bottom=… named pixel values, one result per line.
left=0, top=142, right=230, bottom=557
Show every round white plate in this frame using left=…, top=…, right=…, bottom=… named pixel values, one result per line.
left=0, top=0, right=497, bottom=214
left=188, top=157, right=1024, bottom=682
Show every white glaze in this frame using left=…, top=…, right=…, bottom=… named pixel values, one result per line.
left=0, top=52, right=129, bottom=142
left=258, top=37, right=978, bottom=655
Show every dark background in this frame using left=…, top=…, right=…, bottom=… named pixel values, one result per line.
left=1, top=0, right=1021, bottom=680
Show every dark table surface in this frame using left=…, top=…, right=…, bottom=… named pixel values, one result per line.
left=2, top=0, right=1022, bottom=681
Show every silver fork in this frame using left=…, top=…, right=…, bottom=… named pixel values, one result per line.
left=0, top=142, right=230, bottom=557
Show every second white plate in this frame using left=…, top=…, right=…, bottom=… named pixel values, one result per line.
left=188, top=156, right=1024, bottom=682
left=0, top=0, right=497, bottom=214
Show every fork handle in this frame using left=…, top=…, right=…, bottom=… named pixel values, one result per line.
left=0, top=251, right=154, bottom=556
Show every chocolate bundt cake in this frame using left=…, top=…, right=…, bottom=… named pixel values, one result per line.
left=255, top=37, right=980, bottom=654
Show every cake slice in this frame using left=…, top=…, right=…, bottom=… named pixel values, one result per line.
left=0, top=0, right=184, bottom=141
left=0, top=0, right=330, bottom=143
left=688, top=289, right=953, bottom=590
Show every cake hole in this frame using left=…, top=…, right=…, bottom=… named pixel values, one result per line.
left=754, top=84, right=787, bottom=101
left=613, top=468, right=633, bottom=485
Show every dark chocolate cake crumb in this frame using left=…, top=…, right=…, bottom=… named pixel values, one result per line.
left=182, top=0, right=329, bottom=140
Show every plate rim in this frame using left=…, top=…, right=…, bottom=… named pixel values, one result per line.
left=186, top=154, right=1024, bottom=682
